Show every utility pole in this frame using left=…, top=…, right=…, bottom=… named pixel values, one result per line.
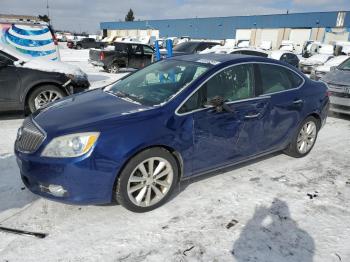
left=46, top=0, right=50, bottom=25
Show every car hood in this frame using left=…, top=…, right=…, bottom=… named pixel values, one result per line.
left=33, top=89, right=153, bottom=133
left=15, top=58, right=87, bottom=79
left=322, top=70, right=350, bottom=86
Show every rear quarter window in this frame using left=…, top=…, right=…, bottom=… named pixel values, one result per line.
left=259, top=64, right=303, bottom=94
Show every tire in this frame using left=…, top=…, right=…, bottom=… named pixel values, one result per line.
left=284, top=116, right=319, bottom=158
left=76, top=45, right=82, bottom=50
left=115, top=147, right=179, bottom=212
left=27, top=85, right=66, bottom=113
left=108, top=63, right=120, bottom=74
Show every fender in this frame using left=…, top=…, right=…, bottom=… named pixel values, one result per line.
left=20, top=78, right=69, bottom=108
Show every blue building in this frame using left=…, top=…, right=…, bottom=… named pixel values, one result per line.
left=101, top=11, right=350, bottom=51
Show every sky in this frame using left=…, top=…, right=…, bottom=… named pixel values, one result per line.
left=0, top=0, right=349, bottom=33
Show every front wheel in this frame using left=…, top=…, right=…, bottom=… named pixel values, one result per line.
left=284, top=116, right=319, bottom=158
left=27, top=85, right=66, bottom=113
left=115, top=148, right=179, bottom=212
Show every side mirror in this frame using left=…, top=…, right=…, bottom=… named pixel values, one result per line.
left=208, top=96, right=233, bottom=113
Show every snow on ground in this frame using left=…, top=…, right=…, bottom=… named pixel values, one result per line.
left=0, top=47, right=350, bottom=261
left=58, top=43, right=128, bottom=89
left=1, top=115, right=349, bottom=262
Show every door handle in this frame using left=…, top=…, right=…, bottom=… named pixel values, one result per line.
left=293, top=99, right=304, bottom=105
left=245, top=112, right=261, bottom=119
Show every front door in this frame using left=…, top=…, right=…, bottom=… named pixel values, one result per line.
left=178, top=63, right=269, bottom=174
left=0, top=52, right=21, bottom=107
left=255, top=63, right=305, bottom=152
left=128, top=44, right=144, bottom=69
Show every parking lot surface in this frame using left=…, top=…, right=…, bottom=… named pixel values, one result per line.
left=0, top=47, right=349, bottom=261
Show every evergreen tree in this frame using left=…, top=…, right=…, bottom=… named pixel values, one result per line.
left=125, top=9, right=135, bottom=22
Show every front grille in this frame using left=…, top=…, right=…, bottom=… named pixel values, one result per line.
left=15, top=118, right=45, bottom=153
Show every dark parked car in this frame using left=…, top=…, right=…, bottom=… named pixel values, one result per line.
left=321, top=57, right=350, bottom=115
left=15, top=54, right=329, bottom=212
left=229, top=49, right=300, bottom=67
left=67, top=38, right=105, bottom=49
left=0, top=49, right=89, bottom=113
left=160, top=41, right=221, bottom=58
left=89, top=42, right=154, bottom=73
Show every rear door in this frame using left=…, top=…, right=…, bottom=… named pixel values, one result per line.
left=178, top=63, right=270, bottom=174
left=128, top=44, right=144, bottom=68
left=142, top=45, right=154, bottom=67
left=255, top=63, right=305, bottom=152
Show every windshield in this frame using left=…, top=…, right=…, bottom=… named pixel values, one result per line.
left=338, top=58, right=350, bottom=71
left=173, top=42, right=199, bottom=53
left=106, top=59, right=211, bottom=106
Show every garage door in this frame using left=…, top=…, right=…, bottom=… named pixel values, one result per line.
left=260, top=29, right=279, bottom=49
left=289, top=29, right=311, bottom=54
left=324, top=28, right=349, bottom=44
left=236, top=29, right=251, bottom=41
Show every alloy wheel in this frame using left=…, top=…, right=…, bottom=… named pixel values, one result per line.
left=127, top=157, right=174, bottom=207
left=297, top=121, right=317, bottom=154
left=34, top=90, right=63, bottom=110
left=109, top=65, right=119, bottom=74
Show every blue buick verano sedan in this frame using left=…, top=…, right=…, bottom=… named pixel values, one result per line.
left=15, top=54, right=329, bottom=212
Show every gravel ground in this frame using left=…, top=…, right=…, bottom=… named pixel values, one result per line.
left=0, top=47, right=349, bottom=262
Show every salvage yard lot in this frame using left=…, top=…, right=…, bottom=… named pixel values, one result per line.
left=0, top=47, right=350, bottom=262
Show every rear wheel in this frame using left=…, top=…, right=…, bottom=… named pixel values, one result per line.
left=108, top=63, right=120, bottom=74
left=27, top=85, right=66, bottom=113
left=115, top=148, right=179, bottom=212
left=284, top=116, right=319, bottom=158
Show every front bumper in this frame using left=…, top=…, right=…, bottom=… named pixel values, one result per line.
left=15, top=150, right=120, bottom=205
left=65, top=78, right=90, bottom=95
left=88, top=59, right=104, bottom=67
left=328, top=85, right=350, bottom=115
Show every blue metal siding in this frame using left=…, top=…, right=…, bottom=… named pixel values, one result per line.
left=101, top=11, right=350, bottom=39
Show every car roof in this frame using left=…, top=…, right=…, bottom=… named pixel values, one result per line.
left=170, top=53, right=277, bottom=66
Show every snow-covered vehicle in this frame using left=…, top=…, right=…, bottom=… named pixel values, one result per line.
left=0, top=45, right=89, bottom=113
left=279, top=41, right=295, bottom=52
left=322, top=58, right=350, bottom=115
left=310, top=55, right=349, bottom=80
left=299, top=54, right=334, bottom=74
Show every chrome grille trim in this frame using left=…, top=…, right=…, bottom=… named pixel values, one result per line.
left=15, top=117, right=46, bottom=154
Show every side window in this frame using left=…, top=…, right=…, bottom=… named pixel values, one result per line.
left=179, top=64, right=255, bottom=113
left=130, top=45, right=142, bottom=55
left=143, top=45, right=154, bottom=55
left=196, top=43, right=210, bottom=52
left=115, top=44, right=128, bottom=53
left=259, top=64, right=303, bottom=94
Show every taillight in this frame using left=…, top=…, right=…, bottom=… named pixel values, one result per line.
left=100, top=52, right=105, bottom=60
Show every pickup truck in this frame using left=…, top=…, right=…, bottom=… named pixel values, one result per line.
left=89, top=42, right=154, bottom=73
left=67, top=38, right=106, bottom=49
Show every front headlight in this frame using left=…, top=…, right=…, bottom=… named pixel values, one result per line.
left=41, top=132, right=100, bottom=158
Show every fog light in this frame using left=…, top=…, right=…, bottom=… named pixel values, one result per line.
left=40, top=184, right=67, bottom=197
